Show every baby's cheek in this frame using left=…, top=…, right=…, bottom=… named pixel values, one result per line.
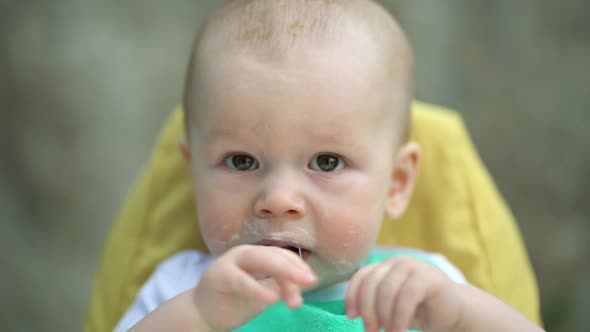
left=319, top=211, right=378, bottom=262
left=197, top=199, right=244, bottom=255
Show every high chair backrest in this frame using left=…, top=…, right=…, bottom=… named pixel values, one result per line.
left=84, top=101, right=541, bottom=331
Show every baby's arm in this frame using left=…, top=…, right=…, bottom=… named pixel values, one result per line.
left=451, top=283, right=544, bottom=332
left=345, top=256, right=544, bottom=332
left=128, top=245, right=317, bottom=332
left=128, top=288, right=210, bottom=332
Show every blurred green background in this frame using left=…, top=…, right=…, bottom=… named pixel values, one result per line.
left=1, top=1, right=588, bottom=331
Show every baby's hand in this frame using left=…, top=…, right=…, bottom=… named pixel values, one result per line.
left=345, top=256, right=462, bottom=332
left=193, top=244, right=317, bottom=331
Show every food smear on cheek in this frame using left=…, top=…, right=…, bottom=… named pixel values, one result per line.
left=202, top=220, right=242, bottom=255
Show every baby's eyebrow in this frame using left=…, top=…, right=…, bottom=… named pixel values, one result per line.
left=306, top=127, right=358, bottom=145
left=205, top=127, right=249, bottom=140
left=206, top=127, right=231, bottom=139
left=204, top=125, right=363, bottom=151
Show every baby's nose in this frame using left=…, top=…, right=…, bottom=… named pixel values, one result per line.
left=254, top=193, right=306, bottom=218
left=254, top=179, right=306, bottom=219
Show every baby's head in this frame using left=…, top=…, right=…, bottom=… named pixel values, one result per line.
left=182, top=0, right=420, bottom=288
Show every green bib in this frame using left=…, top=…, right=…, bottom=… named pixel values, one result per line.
left=234, top=251, right=439, bottom=332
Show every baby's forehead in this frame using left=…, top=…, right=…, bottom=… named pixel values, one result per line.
left=198, top=92, right=396, bottom=153
left=186, top=0, right=412, bottom=142
left=195, top=58, right=398, bottom=142
left=201, top=49, right=389, bottom=112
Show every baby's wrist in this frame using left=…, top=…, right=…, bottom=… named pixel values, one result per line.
left=192, top=309, right=220, bottom=332
left=449, top=283, right=475, bottom=332
left=191, top=289, right=223, bottom=332
left=425, top=281, right=468, bottom=332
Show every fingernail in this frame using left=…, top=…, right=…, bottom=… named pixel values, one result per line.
left=303, top=271, right=317, bottom=283
left=346, top=307, right=357, bottom=319
left=367, top=322, right=381, bottom=332
left=287, top=294, right=303, bottom=308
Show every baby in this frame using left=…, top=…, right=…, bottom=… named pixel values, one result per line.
left=116, top=1, right=544, bottom=331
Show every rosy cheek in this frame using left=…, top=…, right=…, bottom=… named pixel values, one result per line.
left=200, top=222, right=234, bottom=255
left=318, top=210, right=377, bottom=262
left=315, top=185, right=385, bottom=263
left=197, top=191, right=244, bottom=255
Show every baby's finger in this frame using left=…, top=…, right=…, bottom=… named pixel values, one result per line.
left=272, top=246, right=315, bottom=278
left=259, top=275, right=303, bottom=309
left=275, top=277, right=304, bottom=309
left=345, top=264, right=379, bottom=319
left=357, top=263, right=395, bottom=332
left=228, top=267, right=280, bottom=305
left=375, top=265, right=411, bottom=332
left=388, top=275, right=425, bottom=332
left=236, top=246, right=316, bottom=286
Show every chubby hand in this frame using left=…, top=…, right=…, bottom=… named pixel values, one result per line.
left=193, top=244, right=318, bottom=331
left=345, top=256, right=462, bottom=332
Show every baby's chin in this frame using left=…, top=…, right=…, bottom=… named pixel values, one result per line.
left=306, top=256, right=359, bottom=290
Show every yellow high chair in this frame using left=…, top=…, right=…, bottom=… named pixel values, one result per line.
left=85, top=101, right=541, bottom=331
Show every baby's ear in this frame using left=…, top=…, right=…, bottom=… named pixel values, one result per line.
left=385, top=142, right=421, bottom=220
left=178, top=136, right=191, bottom=164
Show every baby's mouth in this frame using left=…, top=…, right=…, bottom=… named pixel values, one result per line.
left=256, top=240, right=312, bottom=261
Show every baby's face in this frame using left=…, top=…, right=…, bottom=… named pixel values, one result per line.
left=188, top=47, right=402, bottom=288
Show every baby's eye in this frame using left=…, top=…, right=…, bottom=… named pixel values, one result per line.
left=224, top=153, right=259, bottom=171
left=309, top=153, right=345, bottom=172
